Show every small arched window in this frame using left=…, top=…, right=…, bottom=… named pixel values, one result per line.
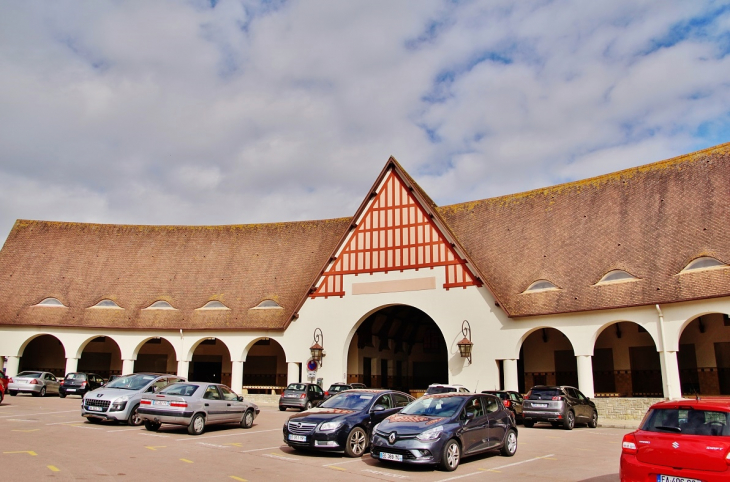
left=198, top=301, right=229, bottom=310
left=596, top=270, right=637, bottom=284
left=252, top=299, right=282, bottom=309
left=523, top=280, right=559, bottom=293
left=92, top=299, right=122, bottom=309
left=145, top=301, right=175, bottom=310
left=35, top=297, right=65, bottom=307
left=682, top=257, right=727, bottom=272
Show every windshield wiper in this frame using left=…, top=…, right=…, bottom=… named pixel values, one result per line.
left=655, top=425, right=681, bottom=432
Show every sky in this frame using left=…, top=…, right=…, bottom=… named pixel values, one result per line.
left=1, top=0, right=729, bottom=242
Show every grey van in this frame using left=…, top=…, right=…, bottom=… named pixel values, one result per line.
left=81, top=373, right=185, bottom=425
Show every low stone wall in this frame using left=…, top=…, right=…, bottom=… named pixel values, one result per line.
left=242, top=394, right=280, bottom=406
left=593, top=397, right=664, bottom=420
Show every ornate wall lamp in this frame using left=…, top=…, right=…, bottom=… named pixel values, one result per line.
left=310, top=328, right=325, bottom=367
left=457, top=320, right=473, bottom=365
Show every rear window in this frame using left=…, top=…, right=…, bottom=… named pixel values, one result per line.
left=483, top=391, right=508, bottom=400
left=16, top=371, right=42, bottom=378
left=286, top=384, right=307, bottom=391
left=642, top=408, right=730, bottom=436
left=65, top=373, right=87, bottom=381
left=161, top=384, right=199, bottom=397
left=328, top=385, right=349, bottom=393
left=527, top=388, right=562, bottom=400
left=320, top=392, right=374, bottom=410
left=426, top=386, right=457, bottom=394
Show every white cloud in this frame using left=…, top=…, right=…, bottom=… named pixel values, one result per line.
left=0, top=0, right=728, bottom=241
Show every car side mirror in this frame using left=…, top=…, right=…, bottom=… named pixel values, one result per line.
left=238, top=396, right=244, bottom=402
left=372, top=404, right=386, bottom=412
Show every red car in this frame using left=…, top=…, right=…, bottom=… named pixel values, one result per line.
left=621, top=398, right=730, bottom=481
left=0, top=375, right=6, bottom=404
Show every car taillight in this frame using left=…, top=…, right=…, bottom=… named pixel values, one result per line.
left=622, top=433, right=638, bottom=455
left=300, top=393, right=306, bottom=399
left=726, top=451, right=730, bottom=465
left=503, top=400, right=511, bottom=408
left=325, top=392, right=329, bottom=397
left=59, top=380, right=65, bottom=385
left=171, top=402, right=187, bottom=408
left=140, top=400, right=152, bottom=405
left=8, top=378, right=12, bottom=383
left=30, top=379, right=39, bottom=385
left=552, top=396, right=563, bottom=401
left=81, top=382, right=87, bottom=387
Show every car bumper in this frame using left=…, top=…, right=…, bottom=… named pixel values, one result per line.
left=81, top=403, right=129, bottom=421
left=620, top=453, right=730, bottom=480
left=137, top=408, right=194, bottom=425
left=279, top=398, right=307, bottom=409
left=60, top=387, right=87, bottom=396
left=282, top=426, right=348, bottom=451
left=523, top=409, right=565, bottom=423
left=7, top=383, right=42, bottom=394
left=371, top=434, right=443, bottom=465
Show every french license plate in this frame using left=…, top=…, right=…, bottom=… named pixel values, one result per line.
left=286, top=394, right=298, bottom=398
left=154, top=400, right=169, bottom=405
left=657, top=476, right=701, bottom=482
left=87, top=405, right=102, bottom=412
left=66, top=389, right=76, bottom=392
left=288, top=434, right=306, bottom=442
left=532, top=403, right=548, bottom=408
left=380, top=452, right=403, bottom=462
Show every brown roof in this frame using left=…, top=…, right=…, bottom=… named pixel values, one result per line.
left=0, top=218, right=350, bottom=330
left=438, top=142, right=730, bottom=316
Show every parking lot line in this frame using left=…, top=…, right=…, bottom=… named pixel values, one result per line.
left=436, top=454, right=556, bottom=482
left=46, top=420, right=81, bottom=425
left=11, top=429, right=40, bottom=432
left=229, top=477, right=247, bottom=481
left=175, top=427, right=280, bottom=442
left=0, top=410, right=78, bottom=419
left=47, top=465, right=60, bottom=472
left=3, top=451, right=38, bottom=456
left=238, top=445, right=282, bottom=453
left=361, top=469, right=409, bottom=479
left=107, top=427, right=141, bottom=432
left=324, top=458, right=365, bottom=467
left=262, top=453, right=299, bottom=462
left=180, top=458, right=193, bottom=463
left=327, top=465, right=347, bottom=471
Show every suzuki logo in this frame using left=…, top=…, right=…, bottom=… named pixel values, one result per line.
left=672, top=441, right=679, bottom=449
left=388, top=432, right=396, bottom=444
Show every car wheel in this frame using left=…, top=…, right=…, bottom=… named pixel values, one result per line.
left=523, top=420, right=534, bottom=428
left=279, top=406, right=286, bottom=411
left=588, top=411, right=598, bottom=428
left=344, top=427, right=368, bottom=457
left=39, top=387, right=47, bottom=397
left=144, top=421, right=161, bottom=432
left=500, top=429, right=517, bottom=457
left=187, top=413, right=205, bottom=436
left=9, top=391, right=17, bottom=396
left=305, top=401, right=313, bottom=410
left=127, top=404, right=142, bottom=426
left=563, top=411, right=575, bottom=430
left=59, top=392, right=66, bottom=398
left=241, top=409, right=254, bottom=429
left=439, top=439, right=460, bottom=472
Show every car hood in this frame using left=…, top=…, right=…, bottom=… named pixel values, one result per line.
left=288, top=407, right=357, bottom=423
left=84, top=387, right=141, bottom=400
left=377, top=414, right=448, bottom=434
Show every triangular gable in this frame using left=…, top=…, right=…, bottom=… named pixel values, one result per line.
left=311, top=165, right=482, bottom=298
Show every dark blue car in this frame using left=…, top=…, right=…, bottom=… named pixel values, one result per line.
left=283, top=389, right=414, bottom=457
left=371, top=393, right=517, bottom=471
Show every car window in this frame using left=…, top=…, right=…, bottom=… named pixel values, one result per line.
left=403, top=396, right=463, bottom=417
left=392, top=392, right=411, bottom=407
left=219, top=386, right=238, bottom=401
left=287, top=384, right=306, bottom=391
left=510, top=392, right=520, bottom=401
left=643, top=408, right=730, bottom=436
left=374, top=394, right=392, bottom=409
left=44, top=373, right=52, bottom=380
left=320, top=392, right=375, bottom=410
left=315, top=386, right=324, bottom=395
left=17, top=372, right=42, bottom=378
left=482, top=396, right=499, bottom=414
left=203, top=385, right=222, bottom=400
left=575, top=390, right=586, bottom=401
left=459, top=388, right=469, bottom=393
left=528, top=388, right=562, bottom=400
left=162, top=384, right=199, bottom=397
left=464, top=397, right=485, bottom=418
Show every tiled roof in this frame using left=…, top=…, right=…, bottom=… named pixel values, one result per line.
left=438, top=142, right=730, bottom=316
left=0, top=219, right=350, bottom=330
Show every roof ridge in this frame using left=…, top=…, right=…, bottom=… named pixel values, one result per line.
left=12, top=217, right=353, bottom=231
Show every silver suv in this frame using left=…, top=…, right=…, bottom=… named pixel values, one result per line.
left=81, top=373, right=185, bottom=425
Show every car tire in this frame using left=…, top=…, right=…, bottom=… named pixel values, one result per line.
left=59, top=392, right=66, bottom=398
left=523, top=420, right=534, bottom=428
left=127, top=404, right=142, bottom=426
left=500, top=429, right=518, bottom=457
left=439, top=439, right=460, bottom=472
left=0, top=391, right=3, bottom=404
left=39, top=387, right=46, bottom=397
left=563, top=411, right=575, bottom=430
left=344, top=427, right=368, bottom=457
left=188, top=413, right=206, bottom=436
left=144, top=421, right=161, bottom=432
left=241, top=409, right=254, bottom=429
left=87, top=417, right=101, bottom=424
left=9, top=391, right=17, bottom=396
left=588, top=411, right=598, bottom=428
left=304, top=401, right=312, bottom=410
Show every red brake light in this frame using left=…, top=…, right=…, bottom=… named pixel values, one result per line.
left=300, top=393, right=306, bottom=399
left=726, top=451, right=730, bottom=466
left=552, top=396, right=562, bottom=401
left=171, top=402, right=187, bottom=408
left=503, top=400, right=511, bottom=408
left=59, top=380, right=64, bottom=385
left=140, top=400, right=152, bottom=405
left=622, top=433, right=638, bottom=455
left=325, top=392, right=329, bottom=397
left=30, top=379, right=39, bottom=385
left=81, top=382, right=87, bottom=387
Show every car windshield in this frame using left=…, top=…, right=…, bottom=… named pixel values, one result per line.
left=161, top=384, right=199, bottom=397
left=328, top=385, right=349, bottom=393
left=320, top=392, right=375, bottom=410
left=528, top=388, right=561, bottom=400
left=400, top=396, right=464, bottom=417
left=65, top=373, right=87, bottom=381
left=17, top=371, right=42, bottom=378
left=426, top=386, right=457, bottom=394
left=105, top=374, right=157, bottom=390
left=642, top=408, right=730, bottom=436
left=484, top=391, right=508, bottom=400
left=286, top=384, right=307, bottom=391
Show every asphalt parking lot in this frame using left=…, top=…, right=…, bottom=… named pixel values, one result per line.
left=1, top=395, right=624, bottom=481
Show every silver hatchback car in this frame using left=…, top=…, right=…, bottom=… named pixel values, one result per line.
left=7, top=371, right=60, bottom=397
left=137, top=382, right=260, bottom=435
left=81, top=373, right=185, bottom=425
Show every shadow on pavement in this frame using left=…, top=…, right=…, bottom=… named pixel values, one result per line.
left=579, top=474, right=619, bottom=482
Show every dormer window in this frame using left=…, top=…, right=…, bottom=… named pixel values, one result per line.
left=523, top=280, right=559, bottom=293
left=145, top=301, right=175, bottom=310
left=91, top=299, right=122, bottom=309
left=35, top=297, right=65, bottom=307
left=198, top=301, right=229, bottom=310
left=596, top=270, right=637, bottom=284
left=681, top=257, right=727, bottom=272
left=252, top=299, right=282, bottom=309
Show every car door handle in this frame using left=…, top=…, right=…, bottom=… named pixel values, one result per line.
left=205, top=403, right=209, bottom=406
left=227, top=404, right=231, bottom=406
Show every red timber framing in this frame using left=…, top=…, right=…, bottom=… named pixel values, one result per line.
left=311, top=169, right=482, bottom=298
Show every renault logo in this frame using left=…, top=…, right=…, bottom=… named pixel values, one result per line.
left=388, top=432, right=396, bottom=444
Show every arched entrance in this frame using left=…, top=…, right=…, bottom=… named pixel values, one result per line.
left=135, top=337, right=177, bottom=375
left=242, top=338, right=287, bottom=392
left=518, top=328, right=576, bottom=393
left=188, top=338, right=232, bottom=387
left=78, top=337, right=122, bottom=380
left=594, top=321, right=661, bottom=397
left=347, top=305, right=447, bottom=394
left=19, top=334, right=66, bottom=377
left=679, top=313, right=730, bottom=395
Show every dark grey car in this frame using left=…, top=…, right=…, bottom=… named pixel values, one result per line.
left=279, top=383, right=325, bottom=411
left=522, top=385, right=598, bottom=430
left=371, top=393, right=517, bottom=471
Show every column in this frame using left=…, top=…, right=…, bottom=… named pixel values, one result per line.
left=503, top=359, right=519, bottom=392
left=576, top=355, right=595, bottom=398
left=230, top=360, right=243, bottom=395
left=5, top=356, right=20, bottom=378
left=121, top=359, right=135, bottom=376
left=177, top=360, right=189, bottom=379
left=65, top=357, right=79, bottom=376
left=660, top=350, right=682, bottom=400
left=288, top=362, right=301, bottom=385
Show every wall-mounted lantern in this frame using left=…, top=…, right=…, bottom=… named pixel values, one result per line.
left=310, top=328, right=325, bottom=367
left=457, top=320, right=473, bottom=365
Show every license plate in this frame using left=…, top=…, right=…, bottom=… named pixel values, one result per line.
left=66, top=389, right=76, bottom=392
left=657, top=476, right=701, bottom=482
left=87, top=405, right=102, bottom=412
left=286, top=394, right=298, bottom=398
left=154, top=400, right=169, bottom=405
left=380, top=452, right=403, bottom=462
left=288, top=434, right=306, bottom=442
left=532, top=403, right=548, bottom=408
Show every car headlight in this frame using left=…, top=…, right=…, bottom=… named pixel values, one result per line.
left=318, top=421, right=343, bottom=432
left=372, top=423, right=380, bottom=433
left=115, top=396, right=130, bottom=403
left=416, top=425, right=443, bottom=441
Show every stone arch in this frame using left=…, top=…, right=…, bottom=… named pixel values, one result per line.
left=131, top=336, right=180, bottom=361
left=516, top=326, right=576, bottom=393
left=186, top=336, right=233, bottom=386
left=17, top=333, right=68, bottom=377
left=677, top=311, right=730, bottom=396
left=239, top=337, right=288, bottom=390
left=73, top=335, right=123, bottom=379
left=17, top=332, right=69, bottom=358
